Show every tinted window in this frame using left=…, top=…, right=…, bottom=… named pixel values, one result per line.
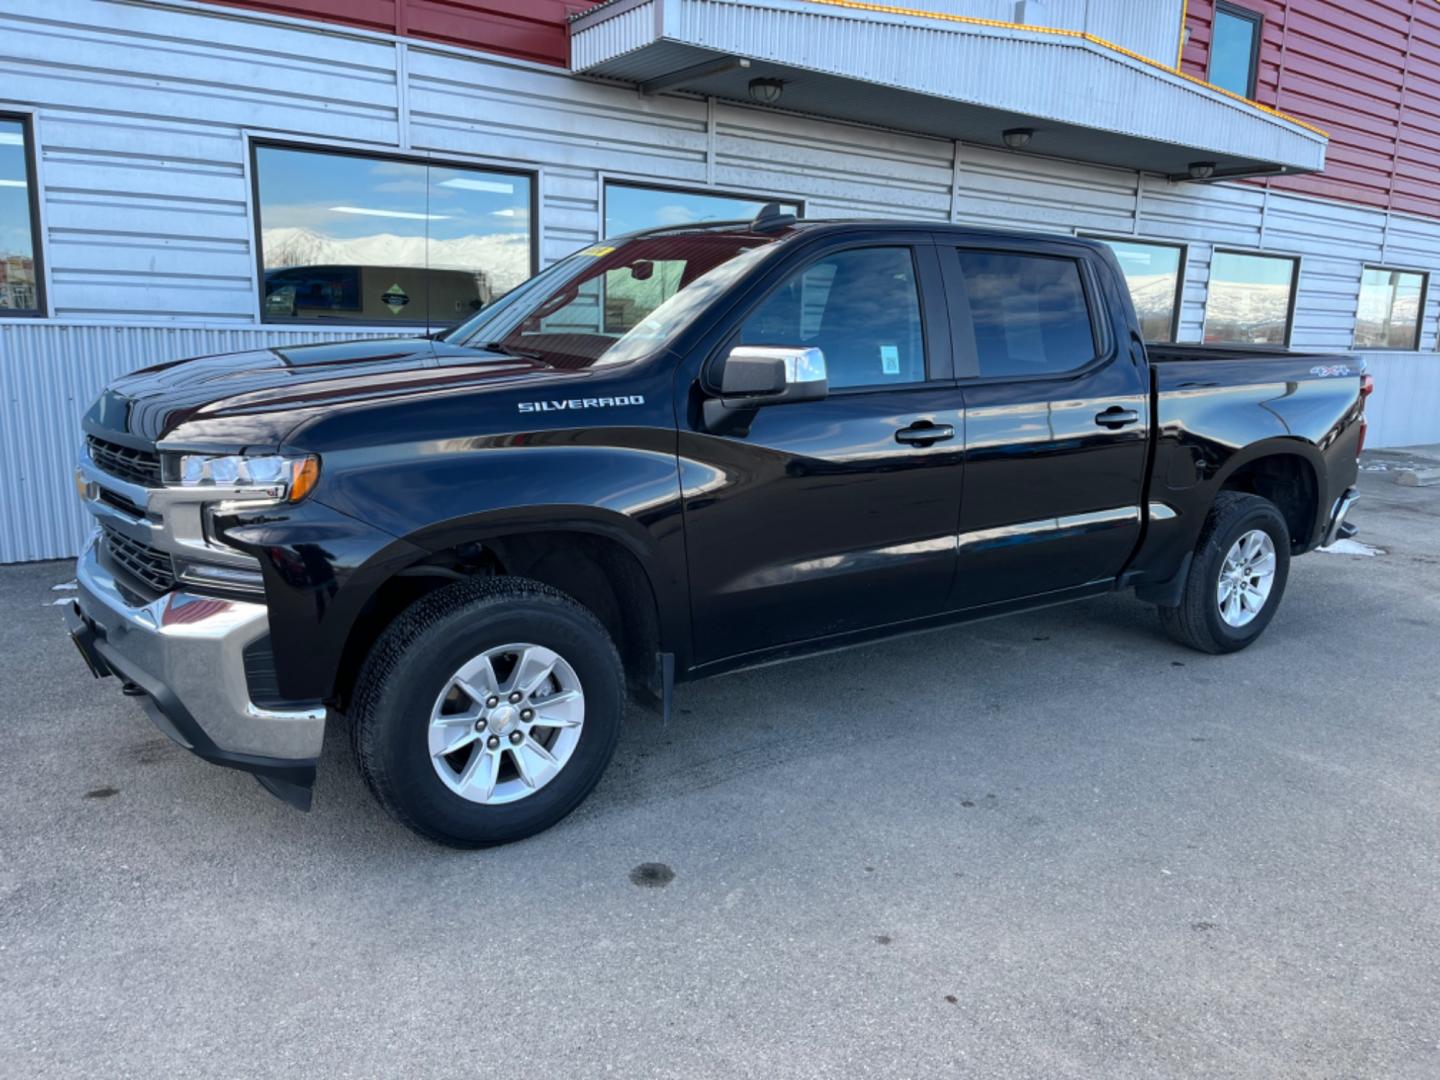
left=605, top=182, right=799, bottom=235
left=1205, top=250, right=1297, bottom=345
left=254, top=145, right=532, bottom=329
left=1209, top=3, right=1261, bottom=98
left=739, top=247, right=926, bottom=389
left=0, top=116, right=42, bottom=315
left=455, top=232, right=782, bottom=370
left=1093, top=238, right=1183, bottom=342
left=1355, top=266, right=1425, bottom=350
left=954, top=251, right=1096, bottom=377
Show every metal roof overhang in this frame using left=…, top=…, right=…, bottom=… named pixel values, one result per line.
left=570, top=0, right=1327, bottom=180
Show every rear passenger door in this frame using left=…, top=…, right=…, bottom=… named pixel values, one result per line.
left=939, top=238, right=1150, bottom=609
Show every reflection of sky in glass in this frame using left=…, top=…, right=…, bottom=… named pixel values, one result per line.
left=1356, top=267, right=1424, bottom=349
left=1210, top=9, right=1258, bottom=97
left=1205, top=252, right=1296, bottom=345
left=1, top=120, right=35, bottom=262
left=605, top=184, right=799, bottom=237
left=256, top=148, right=528, bottom=240
left=1211, top=251, right=1293, bottom=287
left=255, top=146, right=532, bottom=295
left=1098, top=238, right=1181, bottom=342
left=0, top=118, right=38, bottom=311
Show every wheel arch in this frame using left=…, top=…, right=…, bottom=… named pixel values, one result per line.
left=1211, top=437, right=1325, bottom=551
left=330, top=508, right=684, bottom=712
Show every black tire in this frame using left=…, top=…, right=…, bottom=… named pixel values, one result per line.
left=1158, top=491, right=1292, bottom=654
left=351, top=577, right=623, bottom=847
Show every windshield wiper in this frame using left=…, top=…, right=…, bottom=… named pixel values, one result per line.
left=481, top=340, right=544, bottom=361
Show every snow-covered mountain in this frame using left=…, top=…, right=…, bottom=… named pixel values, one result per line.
left=262, top=227, right=530, bottom=292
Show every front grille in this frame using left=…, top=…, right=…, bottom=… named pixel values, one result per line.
left=87, top=435, right=162, bottom=487
left=100, top=522, right=175, bottom=594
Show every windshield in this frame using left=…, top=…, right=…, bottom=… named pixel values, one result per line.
left=446, top=230, right=787, bottom=369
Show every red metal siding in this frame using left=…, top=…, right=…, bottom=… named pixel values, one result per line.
left=1183, top=0, right=1440, bottom=219
left=199, top=0, right=587, bottom=67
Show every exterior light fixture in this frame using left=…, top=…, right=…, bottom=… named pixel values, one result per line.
left=1002, top=128, right=1034, bottom=149
left=1188, top=161, right=1217, bottom=179
left=748, top=77, right=784, bottom=105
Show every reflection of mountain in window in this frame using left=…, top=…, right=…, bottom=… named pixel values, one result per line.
left=1093, top=238, right=1183, bottom=343
left=254, top=145, right=531, bottom=327
left=1355, top=267, right=1424, bottom=350
left=1205, top=251, right=1296, bottom=346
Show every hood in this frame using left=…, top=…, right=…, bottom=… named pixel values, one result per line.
left=83, top=337, right=578, bottom=449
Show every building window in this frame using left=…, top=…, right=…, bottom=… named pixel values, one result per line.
left=1204, top=250, right=1298, bottom=345
left=604, top=181, right=801, bottom=237
left=1208, top=3, right=1262, bottom=99
left=1090, top=237, right=1185, bottom=342
left=253, top=144, right=534, bottom=327
left=1354, top=266, right=1426, bottom=350
left=0, top=115, right=43, bottom=316
left=952, top=250, right=1098, bottom=378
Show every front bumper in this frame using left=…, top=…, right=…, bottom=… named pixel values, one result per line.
left=68, top=534, right=325, bottom=809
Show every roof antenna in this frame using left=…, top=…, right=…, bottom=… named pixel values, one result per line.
left=751, top=201, right=797, bottom=233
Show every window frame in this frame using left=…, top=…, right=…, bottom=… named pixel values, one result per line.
left=705, top=237, right=952, bottom=396
left=942, top=240, right=1114, bottom=384
left=1353, top=264, right=1428, bottom=352
left=0, top=111, right=47, bottom=319
left=1209, top=2, right=1264, bottom=100
left=1203, top=247, right=1301, bottom=348
left=1081, top=234, right=1188, bottom=344
left=248, top=138, right=539, bottom=328
left=601, top=177, right=805, bottom=239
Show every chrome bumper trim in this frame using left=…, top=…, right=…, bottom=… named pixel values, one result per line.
left=1322, top=488, right=1360, bottom=547
left=74, top=535, right=325, bottom=761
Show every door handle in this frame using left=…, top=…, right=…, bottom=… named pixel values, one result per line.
left=895, top=422, right=955, bottom=446
left=1094, top=406, right=1139, bottom=429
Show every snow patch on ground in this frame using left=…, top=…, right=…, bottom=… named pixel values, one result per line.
left=1318, top=538, right=1385, bottom=557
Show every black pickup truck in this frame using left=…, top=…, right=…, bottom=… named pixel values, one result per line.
left=66, top=212, right=1368, bottom=846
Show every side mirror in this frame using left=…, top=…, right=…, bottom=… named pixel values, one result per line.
left=703, top=346, right=828, bottom=436
left=716, top=345, right=828, bottom=405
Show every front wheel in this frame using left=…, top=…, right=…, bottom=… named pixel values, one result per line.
left=1158, top=491, right=1291, bottom=654
left=351, top=577, right=623, bottom=847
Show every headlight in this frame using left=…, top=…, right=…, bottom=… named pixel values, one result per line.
left=170, top=453, right=321, bottom=503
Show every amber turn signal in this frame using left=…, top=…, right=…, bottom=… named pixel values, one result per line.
left=288, top=456, right=321, bottom=503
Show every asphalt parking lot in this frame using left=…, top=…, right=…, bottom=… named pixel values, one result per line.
left=2, top=466, right=1437, bottom=1079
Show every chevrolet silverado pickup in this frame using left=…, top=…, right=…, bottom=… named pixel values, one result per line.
left=66, top=210, right=1368, bottom=846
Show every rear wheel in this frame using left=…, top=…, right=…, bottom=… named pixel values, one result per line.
left=1158, top=491, right=1291, bottom=654
left=351, top=577, right=623, bottom=847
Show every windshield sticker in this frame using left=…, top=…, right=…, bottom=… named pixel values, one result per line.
left=518, top=395, right=645, bottom=414
left=880, top=345, right=901, bottom=376
left=579, top=245, right=616, bottom=257
left=381, top=284, right=410, bottom=314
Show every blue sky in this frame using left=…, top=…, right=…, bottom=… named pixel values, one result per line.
left=0, top=121, right=35, bottom=264
left=255, top=146, right=529, bottom=242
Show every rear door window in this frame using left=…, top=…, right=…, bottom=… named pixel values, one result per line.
left=952, top=250, right=1097, bottom=378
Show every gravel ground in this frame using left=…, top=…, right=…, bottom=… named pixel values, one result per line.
left=1, top=469, right=1437, bottom=1079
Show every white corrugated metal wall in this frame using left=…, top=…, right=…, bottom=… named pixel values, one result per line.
left=2, top=0, right=1438, bottom=562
